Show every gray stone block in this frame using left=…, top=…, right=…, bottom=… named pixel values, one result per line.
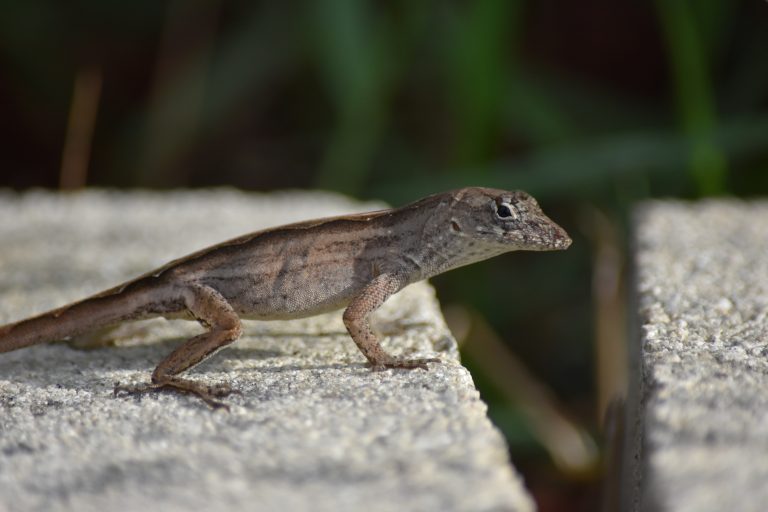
left=627, top=200, right=768, bottom=512
left=0, top=190, right=534, bottom=512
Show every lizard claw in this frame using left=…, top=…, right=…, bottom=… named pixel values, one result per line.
left=207, top=382, right=242, bottom=398
left=113, top=378, right=235, bottom=411
left=372, top=356, right=441, bottom=371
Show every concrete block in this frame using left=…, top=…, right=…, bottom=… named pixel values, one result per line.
left=626, top=200, right=768, bottom=512
left=0, top=189, right=534, bottom=512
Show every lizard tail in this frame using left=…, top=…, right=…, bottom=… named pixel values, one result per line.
left=0, top=283, right=162, bottom=353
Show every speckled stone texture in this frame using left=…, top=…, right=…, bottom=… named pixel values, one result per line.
left=0, top=189, right=534, bottom=512
left=626, top=200, right=768, bottom=512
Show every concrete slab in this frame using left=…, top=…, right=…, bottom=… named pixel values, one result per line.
left=627, top=200, right=768, bottom=512
left=0, top=189, right=534, bottom=512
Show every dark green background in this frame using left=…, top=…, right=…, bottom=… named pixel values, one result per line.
left=2, top=1, right=767, bottom=509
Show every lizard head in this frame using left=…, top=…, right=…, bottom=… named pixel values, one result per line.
left=447, top=187, right=571, bottom=252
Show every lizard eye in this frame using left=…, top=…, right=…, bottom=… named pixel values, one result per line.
left=496, top=202, right=515, bottom=219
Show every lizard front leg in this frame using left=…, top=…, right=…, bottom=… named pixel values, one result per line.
left=116, top=283, right=242, bottom=409
left=343, top=273, right=440, bottom=370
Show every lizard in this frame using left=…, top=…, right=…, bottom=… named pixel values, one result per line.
left=0, top=187, right=571, bottom=408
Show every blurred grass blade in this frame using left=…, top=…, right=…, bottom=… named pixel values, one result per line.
left=655, top=0, right=727, bottom=195
left=375, top=116, right=768, bottom=203
left=311, top=0, right=395, bottom=195
left=446, top=0, right=522, bottom=165
left=112, top=4, right=298, bottom=186
left=60, top=67, right=102, bottom=190
left=580, top=207, right=627, bottom=422
left=139, top=0, right=221, bottom=187
left=446, top=304, right=599, bottom=475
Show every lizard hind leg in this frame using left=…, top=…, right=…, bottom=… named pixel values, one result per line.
left=115, top=283, right=243, bottom=410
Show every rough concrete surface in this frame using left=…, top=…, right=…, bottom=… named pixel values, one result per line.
left=628, top=200, right=768, bottom=512
left=0, top=190, right=534, bottom=512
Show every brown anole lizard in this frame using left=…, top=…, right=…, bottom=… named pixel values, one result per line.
left=0, top=187, right=570, bottom=408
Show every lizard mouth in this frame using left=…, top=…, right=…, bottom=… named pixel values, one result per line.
left=551, top=229, right=572, bottom=250
left=533, top=223, right=571, bottom=251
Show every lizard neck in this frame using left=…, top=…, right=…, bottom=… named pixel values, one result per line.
left=385, top=192, right=504, bottom=283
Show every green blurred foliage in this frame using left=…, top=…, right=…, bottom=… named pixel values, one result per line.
left=2, top=0, right=766, bottom=197
left=1, top=0, right=767, bottom=507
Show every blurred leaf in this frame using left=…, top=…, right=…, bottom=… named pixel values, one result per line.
left=502, top=71, right=573, bottom=146
left=310, top=0, right=397, bottom=195
left=721, top=17, right=768, bottom=114
left=655, top=0, right=727, bottom=195
left=110, top=3, right=299, bottom=186
left=446, top=0, right=523, bottom=165
left=687, top=0, right=733, bottom=61
left=200, top=5, right=301, bottom=132
left=506, top=70, right=662, bottom=138
left=137, top=0, right=221, bottom=187
left=374, top=116, right=768, bottom=202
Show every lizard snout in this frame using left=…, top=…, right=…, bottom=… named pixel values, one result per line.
left=550, top=226, right=572, bottom=250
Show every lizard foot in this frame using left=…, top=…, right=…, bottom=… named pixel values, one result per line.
left=114, top=378, right=237, bottom=411
left=372, top=356, right=441, bottom=371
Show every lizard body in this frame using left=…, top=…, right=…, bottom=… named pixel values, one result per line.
left=0, top=187, right=570, bottom=408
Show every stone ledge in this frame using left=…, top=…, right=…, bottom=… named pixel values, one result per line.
left=626, top=200, right=768, bottom=512
left=0, top=189, right=534, bottom=512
